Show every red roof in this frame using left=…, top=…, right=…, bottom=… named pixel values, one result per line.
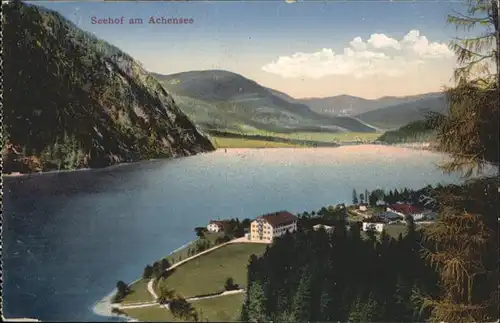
left=209, top=220, right=226, bottom=227
left=259, top=211, right=298, bottom=227
left=389, top=204, right=422, bottom=215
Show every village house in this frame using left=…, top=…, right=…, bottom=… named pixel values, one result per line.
left=386, top=204, right=425, bottom=219
left=249, top=211, right=298, bottom=243
left=206, top=220, right=226, bottom=233
left=377, top=211, right=403, bottom=222
left=313, top=224, right=335, bottom=233
left=362, top=222, right=385, bottom=232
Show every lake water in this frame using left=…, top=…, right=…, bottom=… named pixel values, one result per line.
left=2, top=146, right=467, bottom=321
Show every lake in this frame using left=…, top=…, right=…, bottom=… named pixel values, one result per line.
left=2, top=146, right=467, bottom=321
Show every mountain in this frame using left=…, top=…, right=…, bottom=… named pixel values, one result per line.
left=356, top=96, right=448, bottom=130
left=297, top=92, right=445, bottom=117
left=2, top=1, right=214, bottom=173
left=297, top=95, right=376, bottom=116
left=151, top=70, right=376, bottom=133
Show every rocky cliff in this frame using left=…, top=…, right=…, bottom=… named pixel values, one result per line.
left=2, top=1, right=214, bottom=173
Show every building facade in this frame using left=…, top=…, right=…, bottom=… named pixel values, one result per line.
left=362, top=222, right=385, bottom=232
left=387, top=204, right=424, bottom=219
left=250, top=211, right=298, bottom=243
left=207, top=221, right=225, bottom=233
left=313, top=224, right=335, bottom=233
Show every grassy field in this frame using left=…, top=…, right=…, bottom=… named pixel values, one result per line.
left=165, top=233, right=224, bottom=264
left=121, top=233, right=224, bottom=304
left=194, top=293, right=245, bottom=322
left=212, top=136, right=301, bottom=148
left=121, top=279, right=155, bottom=305
left=123, top=305, right=175, bottom=322
left=383, top=223, right=408, bottom=238
left=259, top=131, right=381, bottom=143
left=211, top=131, right=381, bottom=148
left=122, top=293, right=245, bottom=322
left=160, top=243, right=267, bottom=298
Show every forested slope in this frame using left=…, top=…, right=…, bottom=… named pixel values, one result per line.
left=2, top=1, right=214, bottom=173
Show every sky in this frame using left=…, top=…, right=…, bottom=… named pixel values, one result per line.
left=35, top=1, right=475, bottom=99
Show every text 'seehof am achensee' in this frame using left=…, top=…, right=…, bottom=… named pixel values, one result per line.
left=91, top=16, right=194, bottom=25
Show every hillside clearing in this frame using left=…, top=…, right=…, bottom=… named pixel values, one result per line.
left=194, top=293, right=245, bottom=322
left=160, top=243, right=267, bottom=298
left=121, top=279, right=155, bottom=305
left=121, top=293, right=245, bottom=322
left=212, top=136, right=302, bottom=148
left=254, top=131, right=381, bottom=143
left=122, top=305, right=174, bottom=321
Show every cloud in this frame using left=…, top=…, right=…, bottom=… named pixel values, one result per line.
left=262, top=30, right=454, bottom=79
left=367, top=33, right=401, bottom=50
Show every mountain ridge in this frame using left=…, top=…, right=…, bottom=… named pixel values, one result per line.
left=296, top=92, right=445, bottom=117
left=152, top=70, right=377, bottom=133
left=2, top=1, right=214, bottom=173
left=356, top=96, right=448, bottom=129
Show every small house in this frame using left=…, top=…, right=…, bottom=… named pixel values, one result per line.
left=378, top=211, right=403, bottom=221
left=313, top=224, right=335, bottom=233
left=387, top=204, right=423, bottom=218
left=362, top=222, right=385, bottom=232
left=207, top=220, right=225, bottom=233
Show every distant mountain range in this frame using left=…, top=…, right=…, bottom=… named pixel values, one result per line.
left=356, top=95, right=448, bottom=130
left=152, top=70, right=448, bottom=133
left=297, top=92, right=445, bottom=118
left=151, top=70, right=376, bottom=133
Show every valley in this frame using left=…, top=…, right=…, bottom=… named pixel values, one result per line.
left=2, top=0, right=448, bottom=176
left=151, top=70, right=448, bottom=149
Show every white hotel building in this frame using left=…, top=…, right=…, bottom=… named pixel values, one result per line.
left=249, top=211, right=298, bottom=243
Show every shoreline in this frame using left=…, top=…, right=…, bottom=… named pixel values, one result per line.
left=92, top=238, right=199, bottom=321
left=2, top=144, right=397, bottom=178
left=92, top=287, right=136, bottom=322
left=2, top=148, right=217, bottom=178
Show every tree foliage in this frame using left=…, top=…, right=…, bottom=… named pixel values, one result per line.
left=420, top=177, right=499, bottom=322
left=447, top=0, right=499, bottom=84
left=241, top=211, right=440, bottom=322
left=433, top=0, right=499, bottom=175
left=418, top=4, right=499, bottom=320
left=169, top=297, right=199, bottom=321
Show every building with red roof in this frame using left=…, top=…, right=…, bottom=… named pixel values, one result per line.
left=387, top=204, right=424, bottom=218
left=250, top=211, right=298, bottom=243
left=207, top=220, right=228, bottom=233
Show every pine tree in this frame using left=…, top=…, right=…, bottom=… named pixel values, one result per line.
left=393, top=189, right=400, bottom=201
left=246, top=281, right=268, bottom=322
left=319, top=286, right=333, bottom=321
left=273, top=287, right=289, bottom=318
left=347, top=296, right=363, bottom=323
left=421, top=179, right=498, bottom=322
left=152, top=261, right=161, bottom=280
left=291, top=270, right=312, bottom=322
left=352, top=188, right=359, bottom=205
left=142, top=265, right=153, bottom=279
left=432, top=0, right=499, bottom=175
left=448, top=0, right=498, bottom=85
left=418, top=2, right=499, bottom=321
left=363, top=292, right=383, bottom=322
